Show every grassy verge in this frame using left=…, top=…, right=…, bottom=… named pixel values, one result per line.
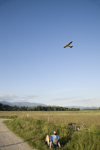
left=0, top=115, right=17, bottom=119
left=4, top=117, right=100, bottom=150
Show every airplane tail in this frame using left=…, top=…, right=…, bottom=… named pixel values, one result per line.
left=69, top=46, right=73, bottom=48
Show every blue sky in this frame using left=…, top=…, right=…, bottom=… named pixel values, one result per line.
left=0, top=0, right=100, bottom=107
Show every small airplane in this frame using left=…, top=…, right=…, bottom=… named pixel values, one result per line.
left=63, top=41, right=73, bottom=48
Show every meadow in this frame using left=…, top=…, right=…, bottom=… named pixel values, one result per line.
left=0, top=110, right=100, bottom=150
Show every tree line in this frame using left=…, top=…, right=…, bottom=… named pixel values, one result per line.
left=0, top=103, right=80, bottom=111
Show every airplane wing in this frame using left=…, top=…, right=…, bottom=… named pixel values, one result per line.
left=63, top=41, right=73, bottom=48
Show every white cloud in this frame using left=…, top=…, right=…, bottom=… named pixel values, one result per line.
left=53, top=97, right=76, bottom=101
left=0, top=94, right=38, bottom=102
left=0, top=94, right=18, bottom=101
left=25, top=95, right=38, bottom=99
left=74, top=98, right=95, bottom=103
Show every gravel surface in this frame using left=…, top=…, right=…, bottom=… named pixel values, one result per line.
left=0, top=119, right=36, bottom=150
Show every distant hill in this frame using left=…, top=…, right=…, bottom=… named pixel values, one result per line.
left=0, top=101, right=46, bottom=107
left=0, top=101, right=99, bottom=110
left=0, top=101, right=12, bottom=106
left=67, top=106, right=99, bottom=110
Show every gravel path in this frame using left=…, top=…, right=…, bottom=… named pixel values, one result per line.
left=0, top=119, right=36, bottom=150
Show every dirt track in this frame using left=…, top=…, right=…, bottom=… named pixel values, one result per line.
left=0, top=119, right=36, bottom=150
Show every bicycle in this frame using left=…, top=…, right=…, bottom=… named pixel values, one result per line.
left=68, top=122, right=88, bottom=132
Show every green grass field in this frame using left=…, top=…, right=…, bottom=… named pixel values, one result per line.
left=1, top=111, right=100, bottom=150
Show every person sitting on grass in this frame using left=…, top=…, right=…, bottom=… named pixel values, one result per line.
left=45, top=131, right=61, bottom=149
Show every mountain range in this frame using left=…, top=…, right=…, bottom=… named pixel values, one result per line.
left=0, top=101, right=46, bottom=107
left=0, top=101, right=99, bottom=110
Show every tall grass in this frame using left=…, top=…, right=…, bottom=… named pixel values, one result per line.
left=1, top=110, right=100, bottom=127
left=1, top=111, right=100, bottom=149
left=4, top=114, right=100, bottom=150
